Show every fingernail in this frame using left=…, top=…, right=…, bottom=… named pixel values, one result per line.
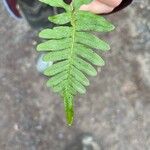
left=80, top=4, right=89, bottom=11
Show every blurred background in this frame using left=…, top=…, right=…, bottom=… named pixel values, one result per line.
left=0, top=0, right=150, bottom=150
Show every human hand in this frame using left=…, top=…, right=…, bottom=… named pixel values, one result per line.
left=80, top=0, right=122, bottom=14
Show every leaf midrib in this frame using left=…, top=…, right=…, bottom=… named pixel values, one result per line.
left=64, top=6, right=77, bottom=93
left=62, top=5, right=77, bottom=126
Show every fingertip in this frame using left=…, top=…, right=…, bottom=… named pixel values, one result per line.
left=80, top=0, right=115, bottom=14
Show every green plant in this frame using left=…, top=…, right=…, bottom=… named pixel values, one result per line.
left=37, top=0, right=115, bottom=126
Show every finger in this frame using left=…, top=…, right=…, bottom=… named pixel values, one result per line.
left=80, top=0, right=114, bottom=14
left=98, top=0, right=122, bottom=7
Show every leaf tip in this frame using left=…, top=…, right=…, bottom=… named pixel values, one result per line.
left=99, top=60, right=105, bottom=67
left=48, top=16, right=54, bottom=22
left=91, top=70, right=97, bottom=77
left=112, top=24, right=115, bottom=30
left=36, top=45, right=41, bottom=51
left=38, top=31, right=43, bottom=38
left=107, top=45, right=111, bottom=51
left=43, top=68, right=50, bottom=76
left=67, top=118, right=74, bottom=126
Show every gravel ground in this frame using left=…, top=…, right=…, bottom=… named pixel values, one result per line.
left=0, top=1, right=150, bottom=150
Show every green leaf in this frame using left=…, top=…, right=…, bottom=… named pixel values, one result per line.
left=38, top=0, right=70, bottom=10
left=37, top=38, right=71, bottom=51
left=71, top=66, right=90, bottom=86
left=39, top=26, right=72, bottom=39
left=52, top=81, right=65, bottom=93
left=76, top=11, right=115, bottom=32
left=43, top=49, right=69, bottom=62
left=73, top=57, right=97, bottom=76
left=52, top=81, right=76, bottom=95
left=76, top=32, right=110, bottom=51
left=44, top=60, right=68, bottom=76
left=71, top=78, right=86, bottom=94
left=37, top=0, right=115, bottom=126
left=63, top=90, right=74, bottom=126
left=75, top=44, right=105, bottom=66
left=48, top=12, right=71, bottom=25
left=72, top=0, right=92, bottom=9
left=46, top=71, right=67, bottom=87
left=69, top=86, right=77, bottom=95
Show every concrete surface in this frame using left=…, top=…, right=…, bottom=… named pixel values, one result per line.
left=0, top=0, right=150, bottom=150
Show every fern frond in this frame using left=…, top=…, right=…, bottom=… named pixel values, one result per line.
left=37, top=0, right=115, bottom=126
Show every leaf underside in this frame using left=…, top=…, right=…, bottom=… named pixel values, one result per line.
left=37, top=0, right=115, bottom=126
